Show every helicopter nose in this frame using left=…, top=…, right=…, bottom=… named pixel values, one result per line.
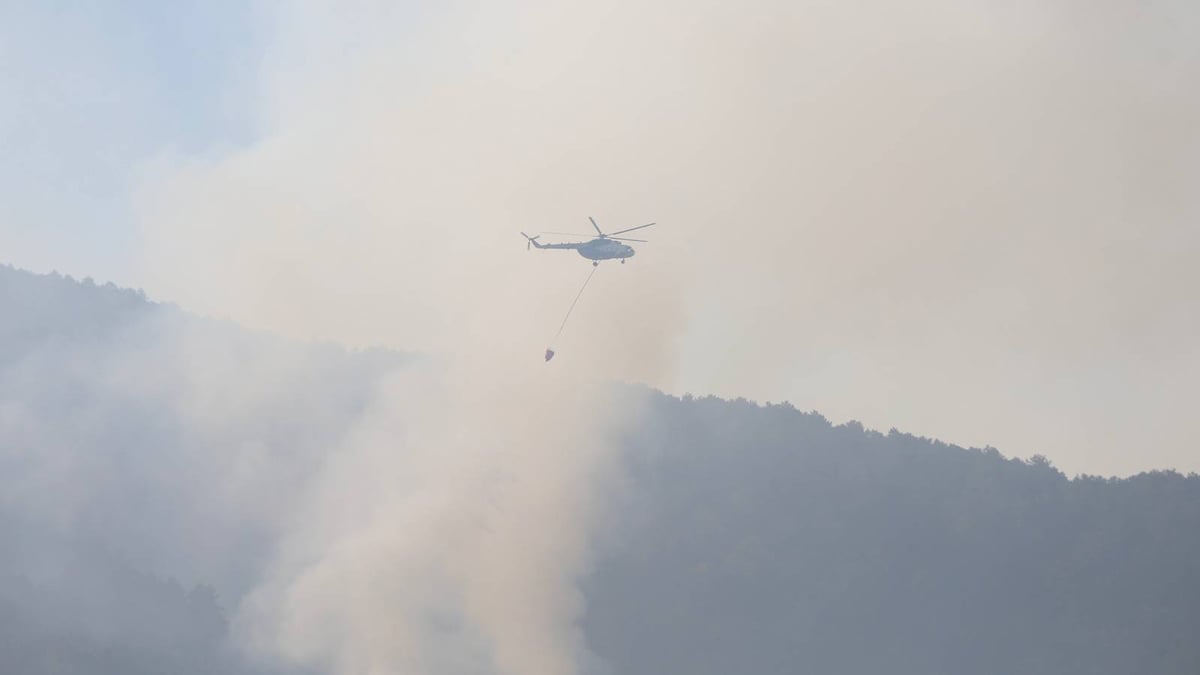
left=627, top=247, right=636, bottom=256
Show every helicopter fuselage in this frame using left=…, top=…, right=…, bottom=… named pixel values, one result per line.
left=577, top=238, right=635, bottom=261
left=526, top=236, right=635, bottom=261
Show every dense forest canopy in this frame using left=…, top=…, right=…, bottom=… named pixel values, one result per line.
left=589, top=392, right=1200, bottom=674
left=2, top=264, right=1198, bottom=674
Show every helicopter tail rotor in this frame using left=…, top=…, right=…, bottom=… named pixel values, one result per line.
left=520, top=232, right=541, bottom=250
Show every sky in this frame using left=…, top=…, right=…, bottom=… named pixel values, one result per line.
left=3, top=1, right=1199, bottom=478
left=0, top=1, right=259, bottom=281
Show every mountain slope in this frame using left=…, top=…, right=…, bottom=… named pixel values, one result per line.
left=587, top=394, right=1200, bottom=674
left=3, top=264, right=1199, bottom=675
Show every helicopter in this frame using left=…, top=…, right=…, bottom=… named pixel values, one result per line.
left=521, top=217, right=654, bottom=266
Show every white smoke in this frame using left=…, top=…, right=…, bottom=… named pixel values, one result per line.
left=119, top=0, right=1200, bottom=671
left=232, top=360, right=634, bottom=675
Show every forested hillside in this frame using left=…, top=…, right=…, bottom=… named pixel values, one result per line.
left=587, top=394, right=1200, bottom=674
left=3, top=264, right=1199, bottom=675
left=0, top=265, right=383, bottom=674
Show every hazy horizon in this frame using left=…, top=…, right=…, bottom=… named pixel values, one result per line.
left=3, top=263, right=1199, bottom=675
left=5, top=2, right=1198, bottom=478
left=2, top=5, right=1199, bottom=673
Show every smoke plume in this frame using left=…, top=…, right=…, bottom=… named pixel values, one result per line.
left=115, top=0, right=1200, bottom=671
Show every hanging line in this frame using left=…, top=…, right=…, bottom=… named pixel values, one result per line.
left=555, top=265, right=598, bottom=340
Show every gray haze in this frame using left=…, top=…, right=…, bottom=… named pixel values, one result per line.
left=1, top=267, right=640, bottom=674
left=129, top=1, right=1199, bottom=477
left=4, top=267, right=1199, bottom=675
left=2, top=2, right=1199, bottom=674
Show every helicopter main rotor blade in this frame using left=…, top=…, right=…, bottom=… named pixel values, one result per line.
left=608, top=236, right=647, bottom=242
left=588, top=216, right=604, bottom=236
left=540, top=231, right=594, bottom=236
left=607, top=222, right=655, bottom=237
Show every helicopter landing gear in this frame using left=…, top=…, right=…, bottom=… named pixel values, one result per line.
left=592, top=261, right=599, bottom=267
left=620, top=258, right=626, bottom=264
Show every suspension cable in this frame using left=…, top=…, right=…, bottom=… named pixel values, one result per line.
left=555, top=265, right=598, bottom=340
